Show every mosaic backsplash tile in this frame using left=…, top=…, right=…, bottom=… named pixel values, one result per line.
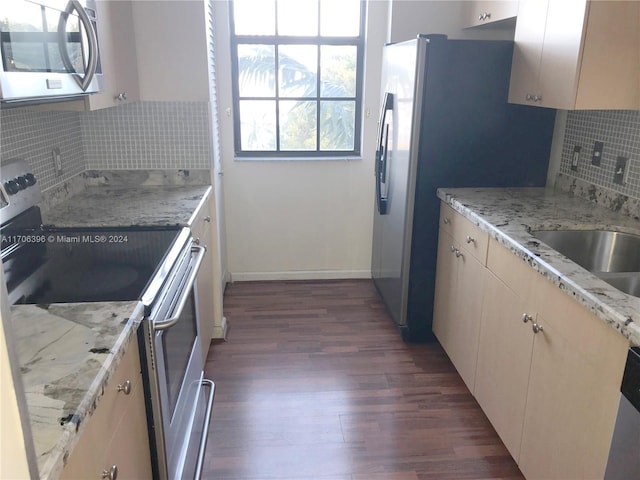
left=1, top=108, right=85, bottom=191
left=80, top=102, right=211, bottom=170
left=558, top=110, right=640, bottom=200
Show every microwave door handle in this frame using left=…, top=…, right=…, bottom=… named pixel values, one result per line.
left=154, top=245, right=206, bottom=331
left=57, top=0, right=98, bottom=91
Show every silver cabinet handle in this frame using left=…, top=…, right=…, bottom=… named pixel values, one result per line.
left=532, top=322, right=544, bottom=334
left=454, top=248, right=464, bottom=259
left=194, top=238, right=201, bottom=245
left=443, top=218, right=450, bottom=225
left=522, top=313, right=533, bottom=323
left=466, top=235, right=475, bottom=244
left=117, top=380, right=131, bottom=395
left=450, top=245, right=456, bottom=253
left=102, top=465, right=118, bottom=480
left=115, top=92, right=128, bottom=101
left=204, top=216, right=211, bottom=223
left=478, top=12, right=492, bottom=21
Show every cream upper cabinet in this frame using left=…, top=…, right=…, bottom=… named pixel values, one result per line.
left=462, top=1, right=519, bottom=28
left=85, top=1, right=139, bottom=110
left=475, top=237, right=629, bottom=478
left=509, top=0, right=640, bottom=109
left=433, top=204, right=488, bottom=393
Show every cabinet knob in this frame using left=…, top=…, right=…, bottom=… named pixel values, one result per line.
left=194, top=237, right=201, bottom=245
left=454, top=248, right=464, bottom=259
left=204, top=216, right=211, bottom=223
left=450, top=245, right=456, bottom=253
left=532, top=322, right=544, bottom=334
left=116, top=380, right=131, bottom=395
left=466, top=235, right=475, bottom=244
left=102, top=465, right=118, bottom=480
left=478, top=12, right=491, bottom=21
left=443, top=218, right=450, bottom=225
left=115, top=92, right=128, bottom=101
left=522, top=313, right=533, bottom=323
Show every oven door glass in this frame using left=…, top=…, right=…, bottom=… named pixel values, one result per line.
left=161, top=289, right=198, bottom=417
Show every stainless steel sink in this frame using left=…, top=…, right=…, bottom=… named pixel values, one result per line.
left=531, top=229, right=640, bottom=297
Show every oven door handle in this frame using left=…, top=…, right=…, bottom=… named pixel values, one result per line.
left=155, top=245, right=206, bottom=331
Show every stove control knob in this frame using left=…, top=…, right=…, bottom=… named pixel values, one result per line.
left=24, top=173, right=36, bottom=186
left=16, top=176, right=29, bottom=190
left=4, top=179, right=20, bottom=195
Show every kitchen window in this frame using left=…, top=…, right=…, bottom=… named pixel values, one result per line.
left=229, top=0, right=365, bottom=158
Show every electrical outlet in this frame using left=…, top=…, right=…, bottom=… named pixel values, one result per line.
left=613, top=156, right=629, bottom=185
left=52, top=148, right=62, bottom=176
left=571, top=145, right=581, bottom=171
left=591, top=141, right=604, bottom=166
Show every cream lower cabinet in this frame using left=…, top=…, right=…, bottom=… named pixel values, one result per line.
left=61, top=337, right=152, bottom=480
left=433, top=204, right=488, bottom=392
left=476, top=238, right=629, bottom=479
left=191, top=188, right=215, bottom=362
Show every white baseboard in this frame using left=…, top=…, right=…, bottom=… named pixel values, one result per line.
left=229, top=270, right=372, bottom=282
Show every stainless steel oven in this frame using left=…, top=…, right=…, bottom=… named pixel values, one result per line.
left=140, top=228, right=215, bottom=480
left=0, top=0, right=103, bottom=103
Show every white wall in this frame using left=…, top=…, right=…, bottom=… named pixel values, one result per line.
left=214, top=0, right=516, bottom=281
left=214, top=0, right=389, bottom=281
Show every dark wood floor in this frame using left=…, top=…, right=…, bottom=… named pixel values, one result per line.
left=202, top=279, right=523, bottom=480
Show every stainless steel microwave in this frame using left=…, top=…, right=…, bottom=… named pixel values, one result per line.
left=0, top=0, right=104, bottom=103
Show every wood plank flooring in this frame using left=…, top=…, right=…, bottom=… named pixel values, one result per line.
left=202, top=280, right=523, bottom=480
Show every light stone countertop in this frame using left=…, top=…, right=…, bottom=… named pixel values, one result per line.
left=10, top=177, right=213, bottom=479
left=11, top=301, right=144, bottom=480
left=437, top=187, right=640, bottom=346
left=41, top=184, right=211, bottom=228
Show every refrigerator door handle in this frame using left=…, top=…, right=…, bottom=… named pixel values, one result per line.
left=376, top=92, right=394, bottom=215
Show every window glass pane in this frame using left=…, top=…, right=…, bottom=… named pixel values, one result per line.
left=320, top=101, right=355, bottom=150
left=279, top=45, right=317, bottom=98
left=320, top=0, right=361, bottom=37
left=238, top=44, right=275, bottom=97
left=233, top=0, right=275, bottom=35
left=320, top=46, right=356, bottom=97
left=277, top=0, right=318, bottom=36
left=240, top=100, right=277, bottom=150
left=280, top=100, right=317, bottom=150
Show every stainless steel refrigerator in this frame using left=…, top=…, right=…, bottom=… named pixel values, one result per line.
left=371, top=35, right=556, bottom=342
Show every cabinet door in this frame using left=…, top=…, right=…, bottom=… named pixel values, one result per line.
left=508, top=0, right=548, bottom=105
left=537, top=0, right=587, bottom=109
left=463, top=1, right=519, bottom=28
left=87, top=1, right=139, bottom=110
left=518, top=280, right=628, bottom=480
left=433, top=229, right=458, bottom=361
left=474, top=269, right=534, bottom=461
left=192, top=192, right=216, bottom=361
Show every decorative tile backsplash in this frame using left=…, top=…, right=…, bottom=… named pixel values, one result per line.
left=1, top=101, right=211, bottom=192
left=81, top=102, right=211, bottom=170
left=1, top=108, right=85, bottom=191
left=558, top=110, right=640, bottom=200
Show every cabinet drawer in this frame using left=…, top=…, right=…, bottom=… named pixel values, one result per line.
left=439, top=203, right=488, bottom=264
left=61, top=338, right=143, bottom=479
left=486, top=237, right=538, bottom=301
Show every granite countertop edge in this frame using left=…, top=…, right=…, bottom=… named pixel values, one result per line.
left=34, top=301, right=144, bottom=480
left=437, top=187, right=640, bottom=347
